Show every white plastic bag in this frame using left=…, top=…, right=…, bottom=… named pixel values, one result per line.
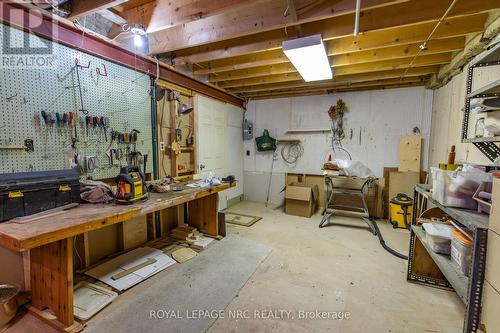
left=336, top=159, right=376, bottom=178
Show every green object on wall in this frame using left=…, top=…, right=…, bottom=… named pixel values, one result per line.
left=255, top=129, right=277, bottom=152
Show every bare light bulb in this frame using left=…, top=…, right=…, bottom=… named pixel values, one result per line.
left=134, top=34, right=143, bottom=47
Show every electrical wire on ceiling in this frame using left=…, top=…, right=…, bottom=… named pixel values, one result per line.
left=401, top=0, right=458, bottom=79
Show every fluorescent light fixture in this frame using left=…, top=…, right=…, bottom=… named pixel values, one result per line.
left=283, top=34, right=332, bottom=82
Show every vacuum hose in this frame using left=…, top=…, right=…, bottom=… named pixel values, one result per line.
left=371, top=219, right=408, bottom=260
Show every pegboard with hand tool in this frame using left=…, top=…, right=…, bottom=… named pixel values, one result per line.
left=0, top=24, right=153, bottom=179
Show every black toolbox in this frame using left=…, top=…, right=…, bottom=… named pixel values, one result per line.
left=0, top=169, right=80, bottom=222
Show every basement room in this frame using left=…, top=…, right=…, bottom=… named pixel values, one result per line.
left=1, top=1, right=500, bottom=332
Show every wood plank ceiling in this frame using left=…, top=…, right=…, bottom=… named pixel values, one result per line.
left=66, top=0, right=500, bottom=99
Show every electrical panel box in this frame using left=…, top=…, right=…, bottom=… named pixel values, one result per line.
left=243, top=119, right=253, bottom=140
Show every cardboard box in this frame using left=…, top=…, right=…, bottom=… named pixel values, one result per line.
left=286, top=173, right=325, bottom=209
left=285, top=183, right=319, bottom=218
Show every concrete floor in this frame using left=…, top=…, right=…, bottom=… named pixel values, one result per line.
left=208, top=201, right=464, bottom=333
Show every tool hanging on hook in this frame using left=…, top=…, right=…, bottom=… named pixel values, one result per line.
left=96, top=63, right=108, bottom=77
left=75, top=58, right=90, bottom=115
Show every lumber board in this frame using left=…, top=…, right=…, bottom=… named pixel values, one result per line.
left=30, top=238, right=74, bottom=326
left=399, top=135, right=422, bottom=172
left=0, top=183, right=234, bottom=251
left=188, top=193, right=218, bottom=236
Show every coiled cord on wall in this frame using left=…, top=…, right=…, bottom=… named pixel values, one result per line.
left=281, top=142, right=304, bottom=164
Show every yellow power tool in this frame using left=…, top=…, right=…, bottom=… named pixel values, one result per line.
left=115, top=166, right=148, bottom=204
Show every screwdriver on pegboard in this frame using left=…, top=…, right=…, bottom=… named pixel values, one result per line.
left=41, top=111, right=49, bottom=127
left=55, top=112, right=62, bottom=136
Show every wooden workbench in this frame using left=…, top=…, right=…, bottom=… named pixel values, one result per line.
left=0, top=182, right=234, bottom=329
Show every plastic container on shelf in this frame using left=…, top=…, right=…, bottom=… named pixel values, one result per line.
left=473, top=181, right=493, bottom=214
left=422, top=223, right=454, bottom=255
left=451, top=229, right=473, bottom=277
left=430, top=166, right=492, bottom=210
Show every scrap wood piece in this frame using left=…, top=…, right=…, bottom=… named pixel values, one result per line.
left=163, top=244, right=188, bottom=256
left=171, top=247, right=197, bottom=263
left=111, top=258, right=157, bottom=280
left=399, top=135, right=422, bottom=172
left=11, top=203, right=79, bottom=224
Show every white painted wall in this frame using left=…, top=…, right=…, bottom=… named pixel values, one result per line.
left=429, top=63, right=500, bottom=166
left=244, top=87, right=434, bottom=205
left=196, top=95, right=244, bottom=208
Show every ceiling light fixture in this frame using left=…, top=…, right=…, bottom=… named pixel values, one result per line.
left=282, top=34, right=332, bottom=82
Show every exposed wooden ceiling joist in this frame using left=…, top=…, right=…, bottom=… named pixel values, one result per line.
left=114, top=0, right=268, bottom=34
left=194, top=36, right=464, bottom=75
left=69, top=0, right=129, bottom=20
left=90, top=0, right=499, bottom=99
left=242, top=77, right=427, bottom=98
left=148, top=0, right=405, bottom=54
left=214, top=53, right=450, bottom=85
left=247, top=81, right=427, bottom=100
left=227, top=65, right=440, bottom=94
left=97, top=9, right=128, bottom=25
left=171, top=10, right=489, bottom=66
left=208, top=48, right=454, bottom=82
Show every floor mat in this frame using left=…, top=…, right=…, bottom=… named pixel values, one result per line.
left=224, top=212, right=262, bottom=227
left=84, top=235, right=272, bottom=333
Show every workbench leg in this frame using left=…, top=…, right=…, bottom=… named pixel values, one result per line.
left=187, top=193, right=218, bottom=236
left=30, top=238, right=74, bottom=326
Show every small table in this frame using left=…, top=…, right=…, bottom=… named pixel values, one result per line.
left=0, top=182, right=234, bottom=329
left=319, top=174, right=377, bottom=234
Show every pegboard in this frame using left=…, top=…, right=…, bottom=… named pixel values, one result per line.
left=0, top=24, right=153, bottom=180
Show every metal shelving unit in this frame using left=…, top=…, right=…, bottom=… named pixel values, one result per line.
left=407, top=184, right=488, bottom=333
left=462, top=136, right=500, bottom=143
left=466, top=78, right=500, bottom=99
left=412, top=226, right=469, bottom=303
left=461, top=41, right=500, bottom=161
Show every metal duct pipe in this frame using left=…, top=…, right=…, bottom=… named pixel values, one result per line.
left=354, top=0, right=361, bottom=36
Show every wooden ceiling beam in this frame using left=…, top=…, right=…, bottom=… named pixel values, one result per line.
left=115, top=0, right=267, bottom=33
left=241, top=77, right=427, bottom=98
left=194, top=49, right=287, bottom=75
left=227, top=66, right=438, bottom=94
left=194, top=36, right=463, bottom=75
left=219, top=65, right=440, bottom=89
left=69, top=0, right=129, bottom=20
left=149, top=0, right=404, bottom=54
left=209, top=52, right=451, bottom=82
left=97, top=9, right=128, bottom=25
left=173, top=12, right=488, bottom=66
left=245, top=81, right=427, bottom=100
left=331, top=36, right=463, bottom=66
